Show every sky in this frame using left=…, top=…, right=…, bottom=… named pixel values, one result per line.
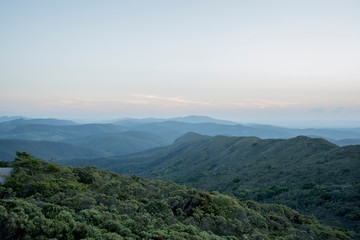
left=1, top=0, right=360, bottom=127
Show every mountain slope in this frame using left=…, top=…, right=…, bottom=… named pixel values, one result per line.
left=0, top=120, right=170, bottom=159
left=1, top=117, right=359, bottom=145
left=0, top=116, right=25, bottom=123
left=148, top=135, right=360, bottom=237
left=58, top=133, right=360, bottom=237
left=67, top=131, right=171, bottom=155
left=0, top=139, right=106, bottom=161
left=0, top=121, right=124, bottom=141
left=154, top=135, right=360, bottom=237
left=124, top=121, right=294, bottom=140
left=0, top=118, right=77, bottom=126
left=0, top=153, right=349, bottom=239
left=169, top=115, right=238, bottom=125
left=123, top=121, right=360, bottom=144
left=57, top=132, right=211, bottom=173
left=113, top=115, right=238, bottom=125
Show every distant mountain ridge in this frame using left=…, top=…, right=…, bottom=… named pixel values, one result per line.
left=0, top=118, right=77, bottom=126
left=0, top=116, right=27, bottom=123
left=0, top=139, right=106, bottom=161
left=112, top=115, right=237, bottom=125
left=67, top=131, right=169, bottom=156
left=122, top=120, right=360, bottom=143
left=1, top=116, right=359, bottom=143
left=1, top=115, right=359, bottom=236
left=0, top=130, right=169, bottom=161
left=0, top=122, right=125, bottom=141
left=169, top=115, right=238, bottom=125
left=0, top=116, right=359, bottom=162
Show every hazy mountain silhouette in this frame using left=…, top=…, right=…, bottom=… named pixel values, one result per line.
left=0, top=139, right=106, bottom=161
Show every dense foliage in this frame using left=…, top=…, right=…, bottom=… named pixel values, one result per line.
left=0, top=152, right=349, bottom=239
left=60, top=133, right=360, bottom=238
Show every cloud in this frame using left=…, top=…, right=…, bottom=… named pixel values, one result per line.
left=231, top=98, right=298, bottom=109
left=40, top=96, right=298, bottom=112
left=130, top=94, right=216, bottom=107
left=40, top=97, right=147, bottom=109
left=40, top=94, right=215, bottom=110
left=40, top=96, right=298, bottom=113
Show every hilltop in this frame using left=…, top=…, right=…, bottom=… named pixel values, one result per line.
left=0, top=152, right=349, bottom=239
left=59, top=134, right=360, bottom=237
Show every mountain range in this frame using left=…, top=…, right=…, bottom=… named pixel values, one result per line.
left=0, top=115, right=359, bottom=163
left=1, top=115, right=359, bottom=237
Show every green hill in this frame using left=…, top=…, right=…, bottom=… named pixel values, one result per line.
left=122, top=121, right=360, bottom=143
left=1, top=117, right=359, bottom=146
left=0, top=139, right=107, bottom=161
left=67, top=131, right=171, bottom=156
left=0, top=121, right=125, bottom=141
left=0, top=120, right=170, bottom=159
left=0, top=153, right=349, bottom=239
left=59, top=133, right=360, bottom=237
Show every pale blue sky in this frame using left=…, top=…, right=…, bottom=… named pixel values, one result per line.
left=1, top=0, right=360, bottom=126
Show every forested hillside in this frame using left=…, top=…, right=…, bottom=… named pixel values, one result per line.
left=67, top=131, right=169, bottom=156
left=0, top=118, right=170, bottom=161
left=1, top=117, right=360, bottom=163
left=59, top=133, right=360, bottom=238
left=0, top=153, right=349, bottom=239
left=0, top=139, right=107, bottom=161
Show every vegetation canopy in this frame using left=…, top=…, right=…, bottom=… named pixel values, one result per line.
left=59, top=133, right=360, bottom=238
left=0, top=152, right=349, bottom=239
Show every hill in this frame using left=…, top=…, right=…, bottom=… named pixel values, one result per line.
left=0, top=121, right=124, bottom=141
left=0, top=152, right=349, bottom=239
left=169, top=115, right=238, bottom=125
left=0, top=118, right=77, bottom=126
left=0, top=130, right=170, bottom=161
left=0, top=139, right=106, bottom=161
left=112, top=115, right=238, bottom=125
left=122, top=121, right=360, bottom=144
left=0, top=117, right=359, bottom=146
left=67, top=131, right=171, bottom=156
left=59, top=133, right=360, bottom=237
left=0, top=116, right=26, bottom=123
left=0, top=119, right=171, bottom=160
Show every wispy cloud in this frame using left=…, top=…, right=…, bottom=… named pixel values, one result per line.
left=41, top=97, right=148, bottom=109
left=231, top=98, right=298, bottom=109
left=40, top=94, right=215, bottom=109
left=130, top=94, right=216, bottom=107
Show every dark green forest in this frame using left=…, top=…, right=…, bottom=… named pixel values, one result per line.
left=0, top=153, right=349, bottom=239
left=59, top=133, right=360, bottom=238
